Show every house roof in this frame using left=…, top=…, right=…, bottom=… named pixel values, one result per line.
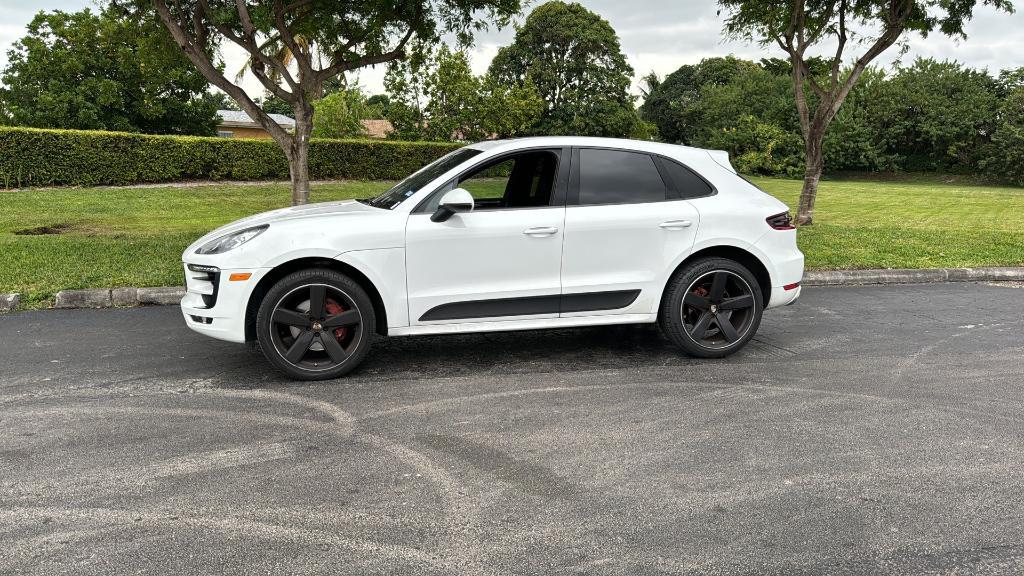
left=216, top=109, right=295, bottom=129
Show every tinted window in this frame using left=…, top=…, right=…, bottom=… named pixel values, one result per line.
left=578, top=149, right=667, bottom=205
left=419, top=150, right=559, bottom=213
left=366, top=148, right=481, bottom=209
left=663, top=159, right=714, bottom=199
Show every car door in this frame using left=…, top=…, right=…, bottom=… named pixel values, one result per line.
left=405, top=148, right=569, bottom=325
left=560, top=147, right=704, bottom=317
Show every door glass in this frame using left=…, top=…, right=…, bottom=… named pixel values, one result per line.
left=578, top=149, right=667, bottom=205
left=458, top=151, right=560, bottom=210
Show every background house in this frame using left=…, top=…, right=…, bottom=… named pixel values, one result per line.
left=360, top=119, right=394, bottom=139
left=216, top=110, right=295, bottom=139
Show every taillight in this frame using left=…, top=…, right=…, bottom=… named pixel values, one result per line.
left=766, top=211, right=795, bottom=230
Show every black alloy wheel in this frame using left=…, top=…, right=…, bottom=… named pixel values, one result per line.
left=681, top=270, right=757, bottom=349
left=256, top=269, right=376, bottom=380
left=660, top=257, right=763, bottom=358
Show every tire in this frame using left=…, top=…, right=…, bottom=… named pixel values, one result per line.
left=256, top=268, right=376, bottom=380
left=659, top=257, right=763, bottom=358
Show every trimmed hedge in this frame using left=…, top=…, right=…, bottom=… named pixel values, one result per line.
left=0, top=126, right=462, bottom=188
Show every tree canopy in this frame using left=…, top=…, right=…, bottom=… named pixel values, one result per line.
left=639, top=55, right=1019, bottom=181
left=718, top=0, right=1014, bottom=224
left=311, top=87, right=380, bottom=139
left=488, top=1, right=640, bottom=138
left=129, top=0, right=522, bottom=205
left=384, top=46, right=543, bottom=141
left=0, top=7, right=219, bottom=135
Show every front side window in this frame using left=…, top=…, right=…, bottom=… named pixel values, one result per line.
left=578, top=149, right=667, bottom=205
left=366, top=148, right=481, bottom=209
left=419, top=150, right=560, bottom=213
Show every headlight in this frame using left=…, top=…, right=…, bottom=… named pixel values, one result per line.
left=195, top=225, right=268, bottom=255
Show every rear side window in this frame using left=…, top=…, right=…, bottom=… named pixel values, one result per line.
left=662, top=159, right=714, bottom=199
left=578, top=149, right=667, bottom=205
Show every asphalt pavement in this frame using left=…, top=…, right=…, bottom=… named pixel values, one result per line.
left=1, top=282, right=1023, bottom=575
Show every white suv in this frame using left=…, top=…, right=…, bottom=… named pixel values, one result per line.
left=181, top=137, right=803, bottom=380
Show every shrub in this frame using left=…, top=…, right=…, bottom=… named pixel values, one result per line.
left=707, top=115, right=804, bottom=177
left=0, top=126, right=461, bottom=188
left=982, top=89, right=1024, bottom=186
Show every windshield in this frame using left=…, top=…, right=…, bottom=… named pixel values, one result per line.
left=365, top=148, right=482, bottom=209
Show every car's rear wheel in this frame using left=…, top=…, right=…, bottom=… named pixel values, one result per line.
left=660, top=257, right=763, bottom=358
left=256, top=269, right=375, bottom=380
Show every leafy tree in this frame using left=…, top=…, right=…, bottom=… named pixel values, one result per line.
left=707, top=115, right=804, bottom=176
left=133, top=0, right=521, bottom=205
left=385, top=45, right=543, bottom=141
left=822, top=66, right=899, bottom=172
left=488, top=1, right=639, bottom=137
left=982, top=85, right=1024, bottom=185
left=883, top=58, right=1000, bottom=171
left=719, top=0, right=1014, bottom=225
left=640, top=56, right=769, bottom=145
left=383, top=58, right=430, bottom=140
left=696, top=61, right=798, bottom=144
left=312, top=87, right=375, bottom=139
left=256, top=92, right=294, bottom=116
left=208, top=91, right=241, bottom=111
left=366, top=94, right=392, bottom=117
left=638, top=72, right=661, bottom=100
left=0, top=7, right=218, bottom=135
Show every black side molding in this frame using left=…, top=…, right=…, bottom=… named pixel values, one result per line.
left=560, top=290, right=640, bottom=313
left=419, top=290, right=640, bottom=322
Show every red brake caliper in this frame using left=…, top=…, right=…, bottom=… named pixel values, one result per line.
left=325, top=298, right=348, bottom=340
left=689, top=286, right=709, bottom=320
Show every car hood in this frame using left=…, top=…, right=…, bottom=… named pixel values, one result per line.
left=188, top=200, right=383, bottom=252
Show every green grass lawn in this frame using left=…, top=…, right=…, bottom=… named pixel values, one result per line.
left=2, top=176, right=1023, bottom=309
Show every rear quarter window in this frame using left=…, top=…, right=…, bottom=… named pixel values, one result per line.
left=662, top=159, right=714, bottom=199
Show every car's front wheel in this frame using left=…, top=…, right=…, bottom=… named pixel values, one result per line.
left=660, top=257, right=763, bottom=358
left=256, top=268, right=376, bottom=380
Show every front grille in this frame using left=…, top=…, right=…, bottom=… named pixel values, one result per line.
left=185, top=264, right=221, bottom=308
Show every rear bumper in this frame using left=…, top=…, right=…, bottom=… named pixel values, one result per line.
left=758, top=233, right=804, bottom=309
left=768, top=284, right=801, bottom=308
left=180, top=263, right=266, bottom=344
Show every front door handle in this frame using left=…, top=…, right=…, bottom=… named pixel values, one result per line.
left=523, top=226, right=559, bottom=237
left=659, top=220, right=693, bottom=230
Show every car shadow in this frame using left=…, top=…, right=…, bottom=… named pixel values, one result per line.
left=211, top=323, right=707, bottom=389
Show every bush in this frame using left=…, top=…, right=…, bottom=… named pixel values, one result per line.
left=706, top=115, right=804, bottom=177
left=982, top=89, right=1024, bottom=186
left=0, top=126, right=461, bottom=188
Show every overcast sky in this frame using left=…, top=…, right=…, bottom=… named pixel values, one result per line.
left=2, top=0, right=1022, bottom=99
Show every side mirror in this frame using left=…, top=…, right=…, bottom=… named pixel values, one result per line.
left=431, top=188, right=474, bottom=222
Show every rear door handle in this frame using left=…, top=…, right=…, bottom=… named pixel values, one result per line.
left=523, top=226, right=559, bottom=237
left=659, top=220, right=693, bottom=230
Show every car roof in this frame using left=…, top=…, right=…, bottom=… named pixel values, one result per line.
left=464, top=136, right=737, bottom=177
left=465, top=136, right=715, bottom=160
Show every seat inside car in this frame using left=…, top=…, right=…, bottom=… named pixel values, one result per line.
left=502, top=152, right=557, bottom=208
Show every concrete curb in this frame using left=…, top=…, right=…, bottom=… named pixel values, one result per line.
left=2, top=266, right=1022, bottom=313
left=50, top=286, right=185, bottom=310
left=803, top=266, right=1024, bottom=286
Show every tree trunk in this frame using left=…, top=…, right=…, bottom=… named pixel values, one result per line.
left=289, top=110, right=313, bottom=206
left=797, top=127, right=825, bottom=226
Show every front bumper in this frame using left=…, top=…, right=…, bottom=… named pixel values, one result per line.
left=180, top=263, right=267, bottom=344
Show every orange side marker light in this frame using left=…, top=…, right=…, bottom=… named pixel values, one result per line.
left=228, top=272, right=252, bottom=282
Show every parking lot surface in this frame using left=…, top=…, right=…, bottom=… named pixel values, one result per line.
left=1, top=282, right=1023, bottom=575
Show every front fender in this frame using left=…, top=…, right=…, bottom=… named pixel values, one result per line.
left=334, top=248, right=409, bottom=329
